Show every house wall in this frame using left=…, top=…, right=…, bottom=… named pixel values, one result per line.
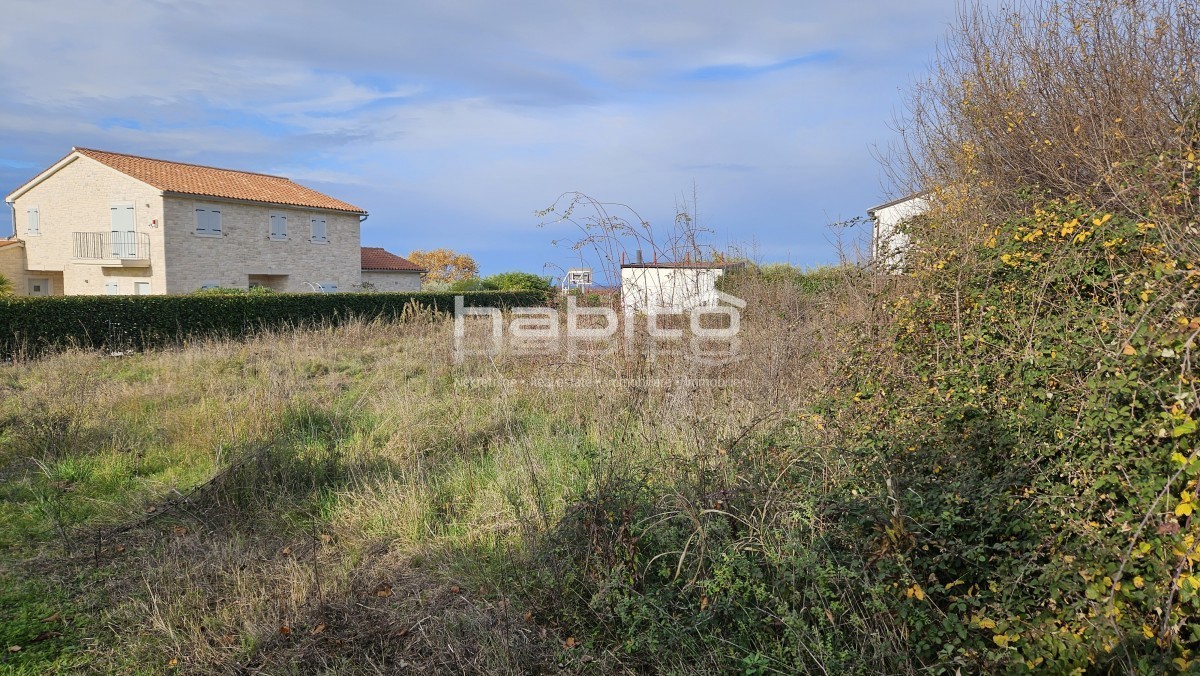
left=361, top=270, right=422, bottom=292
left=161, top=197, right=362, bottom=293
left=9, top=156, right=164, bottom=295
left=0, top=244, right=27, bottom=293
left=871, top=195, right=928, bottom=270
left=620, top=266, right=724, bottom=313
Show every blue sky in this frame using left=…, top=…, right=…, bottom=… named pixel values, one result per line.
left=0, top=0, right=959, bottom=280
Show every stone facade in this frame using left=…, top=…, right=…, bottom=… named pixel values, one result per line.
left=360, top=270, right=423, bottom=292
left=10, top=155, right=161, bottom=295
left=161, top=197, right=361, bottom=293
left=0, top=243, right=27, bottom=294
left=5, top=152, right=365, bottom=295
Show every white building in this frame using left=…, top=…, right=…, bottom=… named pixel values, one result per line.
left=620, top=260, right=735, bottom=313
left=867, top=193, right=929, bottom=271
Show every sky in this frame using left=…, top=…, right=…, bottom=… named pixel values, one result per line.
left=0, top=0, right=960, bottom=281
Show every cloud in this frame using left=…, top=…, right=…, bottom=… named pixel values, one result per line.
left=0, top=0, right=965, bottom=275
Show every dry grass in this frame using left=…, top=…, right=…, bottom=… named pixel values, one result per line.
left=0, top=273, right=855, bottom=673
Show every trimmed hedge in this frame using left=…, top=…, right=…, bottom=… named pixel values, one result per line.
left=0, top=290, right=549, bottom=357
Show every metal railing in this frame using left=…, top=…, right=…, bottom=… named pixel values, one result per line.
left=72, top=232, right=150, bottom=260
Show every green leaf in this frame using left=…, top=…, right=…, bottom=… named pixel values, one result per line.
left=1173, top=417, right=1198, bottom=438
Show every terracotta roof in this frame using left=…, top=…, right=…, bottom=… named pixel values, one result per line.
left=361, top=247, right=426, bottom=272
left=72, top=148, right=366, bottom=214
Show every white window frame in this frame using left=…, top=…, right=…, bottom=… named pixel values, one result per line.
left=269, top=210, right=288, bottom=240
left=26, top=206, right=40, bottom=236
left=194, top=204, right=223, bottom=237
left=199, top=281, right=221, bottom=290
left=105, top=282, right=120, bottom=295
left=134, top=281, right=151, bottom=295
left=318, top=282, right=338, bottom=293
left=310, top=216, right=328, bottom=243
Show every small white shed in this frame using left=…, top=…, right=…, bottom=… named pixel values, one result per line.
left=867, top=193, right=929, bottom=270
left=620, top=259, right=735, bottom=313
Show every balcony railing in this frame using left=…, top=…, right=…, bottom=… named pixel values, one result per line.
left=72, top=232, right=150, bottom=262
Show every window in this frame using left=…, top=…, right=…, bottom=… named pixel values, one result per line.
left=134, top=282, right=150, bottom=295
left=195, top=205, right=222, bottom=235
left=27, top=206, right=40, bottom=236
left=310, top=216, right=327, bottom=242
left=105, top=282, right=120, bottom=295
left=318, top=282, right=338, bottom=293
left=269, top=211, right=288, bottom=240
left=199, top=281, right=220, bottom=290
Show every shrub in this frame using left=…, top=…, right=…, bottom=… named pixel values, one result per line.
left=480, top=271, right=554, bottom=294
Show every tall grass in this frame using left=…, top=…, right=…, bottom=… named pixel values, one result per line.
left=0, top=271, right=857, bottom=673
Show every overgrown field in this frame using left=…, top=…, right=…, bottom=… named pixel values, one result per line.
left=0, top=286, right=851, bottom=673
left=4, top=0, right=1200, bottom=672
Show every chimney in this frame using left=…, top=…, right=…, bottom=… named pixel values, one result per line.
left=635, top=249, right=643, bottom=264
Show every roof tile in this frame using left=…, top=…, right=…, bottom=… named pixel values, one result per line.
left=361, top=247, right=425, bottom=272
left=74, top=148, right=366, bottom=214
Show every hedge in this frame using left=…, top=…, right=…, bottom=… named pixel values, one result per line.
left=0, top=290, right=549, bottom=358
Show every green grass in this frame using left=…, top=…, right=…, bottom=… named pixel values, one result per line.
left=0, top=317, right=662, bottom=672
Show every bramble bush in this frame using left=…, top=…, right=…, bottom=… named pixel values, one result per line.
left=519, top=0, right=1200, bottom=672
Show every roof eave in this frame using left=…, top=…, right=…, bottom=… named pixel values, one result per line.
left=161, top=190, right=367, bottom=215
left=5, top=151, right=82, bottom=203
left=867, top=190, right=931, bottom=216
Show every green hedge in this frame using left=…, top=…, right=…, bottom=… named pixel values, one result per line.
left=0, top=290, right=548, bottom=357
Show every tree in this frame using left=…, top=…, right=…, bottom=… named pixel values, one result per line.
left=887, top=0, right=1198, bottom=217
left=0, top=274, right=12, bottom=298
left=481, top=271, right=553, bottom=293
left=407, top=249, right=479, bottom=284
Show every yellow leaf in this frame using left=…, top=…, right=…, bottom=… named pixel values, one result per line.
left=907, top=584, right=926, bottom=601
left=993, top=634, right=1009, bottom=648
left=1176, top=501, right=1194, bottom=517
left=978, top=618, right=996, bottom=629
left=1144, top=624, right=1155, bottom=638
left=1134, top=576, right=1144, bottom=589
left=564, top=636, right=576, bottom=648
left=1122, top=344, right=1137, bottom=356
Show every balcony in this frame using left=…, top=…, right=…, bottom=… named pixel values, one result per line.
left=72, top=232, right=151, bottom=267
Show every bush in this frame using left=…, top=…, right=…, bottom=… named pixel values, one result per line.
left=0, top=290, right=549, bottom=357
left=481, top=271, right=554, bottom=293
left=717, top=263, right=845, bottom=296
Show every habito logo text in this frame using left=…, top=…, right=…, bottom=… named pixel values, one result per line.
left=453, top=294, right=745, bottom=365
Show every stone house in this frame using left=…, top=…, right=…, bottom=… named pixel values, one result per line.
left=1, top=148, right=371, bottom=295
left=360, top=247, right=425, bottom=291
